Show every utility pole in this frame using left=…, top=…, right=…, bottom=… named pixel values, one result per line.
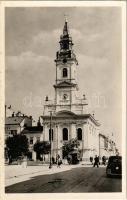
left=49, top=111, right=52, bottom=169
left=99, top=133, right=100, bottom=157
left=56, top=124, right=58, bottom=156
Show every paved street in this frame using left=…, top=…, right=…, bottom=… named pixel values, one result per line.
left=5, top=164, right=122, bottom=193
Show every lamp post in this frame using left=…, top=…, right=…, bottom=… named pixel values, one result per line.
left=56, top=124, right=58, bottom=156
left=49, top=111, right=52, bottom=169
left=99, top=133, right=100, bottom=158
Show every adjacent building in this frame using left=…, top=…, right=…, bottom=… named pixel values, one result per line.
left=99, top=133, right=117, bottom=158
left=5, top=113, right=32, bottom=139
left=5, top=109, right=43, bottom=161
left=21, top=120, right=43, bottom=160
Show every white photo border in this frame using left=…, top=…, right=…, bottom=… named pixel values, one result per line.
left=0, top=1, right=126, bottom=200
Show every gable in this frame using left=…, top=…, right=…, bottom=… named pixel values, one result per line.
left=54, top=81, right=76, bottom=88
left=5, top=117, right=24, bottom=125
left=56, top=110, right=77, bottom=117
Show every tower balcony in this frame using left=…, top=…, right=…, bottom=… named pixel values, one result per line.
left=45, top=99, right=55, bottom=106
left=74, top=98, right=88, bottom=105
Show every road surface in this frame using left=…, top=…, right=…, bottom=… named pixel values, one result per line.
left=5, top=166, right=122, bottom=193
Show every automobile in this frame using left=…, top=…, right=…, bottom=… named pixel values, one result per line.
left=106, top=156, right=122, bottom=177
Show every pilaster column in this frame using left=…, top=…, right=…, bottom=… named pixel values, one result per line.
left=32, top=151, right=36, bottom=161
left=43, top=124, right=46, bottom=141
left=82, top=123, right=89, bottom=161
left=44, top=125, right=49, bottom=141
left=70, top=123, right=76, bottom=139
left=56, top=124, right=62, bottom=150
left=52, top=123, right=58, bottom=157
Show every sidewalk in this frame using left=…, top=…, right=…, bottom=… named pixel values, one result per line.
left=5, top=163, right=83, bottom=187
left=5, top=163, right=105, bottom=187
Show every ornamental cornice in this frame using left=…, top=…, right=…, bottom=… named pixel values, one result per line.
left=43, top=119, right=86, bottom=123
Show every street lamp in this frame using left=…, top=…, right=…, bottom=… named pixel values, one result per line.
left=56, top=124, right=58, bottom=156
left=99, top=133, right=100, bottom=157
left=49, top=111, right=52, bottom=169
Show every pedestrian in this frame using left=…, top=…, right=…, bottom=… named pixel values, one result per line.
left=22, top=155, right=27, bottom=168
left=56, top=154, right=59, bottom=165
left=52, top=156, right=55, bottom=164
left=90, top=156, right=93, bottom=165
left=93, top=155, right=99, bottom=168
left=102, top=156, right=106, bottom=165
left=57, top=156, right=62, bottom=168
left=63, top=156, right=68, bottom=164
left=67, top=154, right=72, bottom=165
left=98, top=156, right=100, bottom=165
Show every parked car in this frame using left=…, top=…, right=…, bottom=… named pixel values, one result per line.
left=106, top=156, right=122, bottom=177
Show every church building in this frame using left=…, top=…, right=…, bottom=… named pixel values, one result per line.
left=41, top=19, right=100, bottom=161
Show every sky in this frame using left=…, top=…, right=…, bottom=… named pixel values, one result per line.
left=5, top=7, right=122, bottom=151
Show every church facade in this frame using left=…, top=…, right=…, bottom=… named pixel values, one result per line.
left=41, top=20, right=100, bottom=161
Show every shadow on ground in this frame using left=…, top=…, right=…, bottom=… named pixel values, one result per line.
left=5, top=167, right=122, bottom=193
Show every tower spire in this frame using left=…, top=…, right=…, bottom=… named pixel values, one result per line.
left=63, top=14, right=69, bottom=36
left=55, top=18, right=78, bottom=65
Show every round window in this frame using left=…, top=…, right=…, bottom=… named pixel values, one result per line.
left=63, top=94, right=68, bottom=100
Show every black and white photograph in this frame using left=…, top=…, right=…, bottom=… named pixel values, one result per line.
left=0, top=1, right=126, bottom=199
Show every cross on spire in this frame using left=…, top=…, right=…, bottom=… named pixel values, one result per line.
left=63, top=15, right=69, bottom=36
left=64, top=14, right=68, bottom=23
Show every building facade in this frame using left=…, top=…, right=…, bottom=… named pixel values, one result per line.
left=22, top=125, right=43, bottom=160
left=5, top=114, right=32, bottom=139
left=5, top=110, right=43, bottom=161
left=99, top=133, right=117, bottom=158
left=41, top=19, right=100, bottom=161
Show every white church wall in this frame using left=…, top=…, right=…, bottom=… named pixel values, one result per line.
left=44, top=124, right=49, bottom=141
left=70, top=64, right=77, bottom=84
left=70, top=123, right=76, bottom=139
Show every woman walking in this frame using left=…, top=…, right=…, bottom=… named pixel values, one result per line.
left=57, top=155, right=62, bottom=168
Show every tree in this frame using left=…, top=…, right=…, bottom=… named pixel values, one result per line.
left=33, top=141, right=51, bottom=160
left=6, top=134, right=29, bottom=164
left=62, top=138, right=80, bottom=158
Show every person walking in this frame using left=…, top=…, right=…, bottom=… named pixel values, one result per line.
left=98, top=156, right=100, bottom=165
left=57, top=156, right=62, bottom=168
left=93, top=155, right=99, bottom=168
left=22, top=155, right=27, bottom=168
left=90, top=156, right=93, bottom=165
left=52, top=156, right=55, bottom=165
left=102, top=155, right=106, bottom=165
left=67, top=154, right=72, bottom=165
left=56, top=154, right=60, bottom=164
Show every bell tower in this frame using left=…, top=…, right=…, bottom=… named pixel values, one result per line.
left=43, top=18, right=88, bottom=115
left=54, top=19, right=79, bottom=109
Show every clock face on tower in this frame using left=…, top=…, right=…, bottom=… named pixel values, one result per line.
left=63, top=94, right=68, bottom=100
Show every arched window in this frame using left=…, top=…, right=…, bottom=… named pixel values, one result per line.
left=63, top=128, right=68, bottom=140
left=49, top=129, right=53, bottom=141
left=77, top=128, right=82, bottom=140
left=63, top=68, right=68, bottom=77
